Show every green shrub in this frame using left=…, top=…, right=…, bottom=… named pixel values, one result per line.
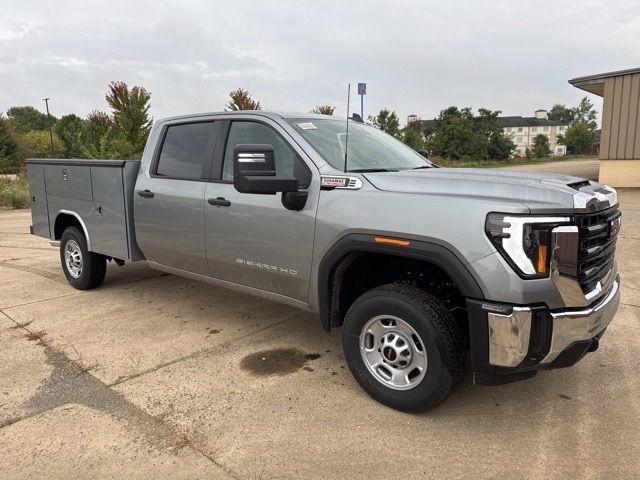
left=0, top=176, right=30, bottom=209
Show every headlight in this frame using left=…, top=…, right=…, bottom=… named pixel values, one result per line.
left=485, top=213, right=571, bottom=278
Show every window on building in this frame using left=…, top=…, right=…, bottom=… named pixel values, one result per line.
left=543, top=126, right=549, bottom=132
left=517, top=127, right=523, bottom=132
left=516, top=137, right=523, bottom=144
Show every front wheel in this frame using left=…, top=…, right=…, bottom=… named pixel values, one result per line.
left=60, top=226, right=107, bottom=290
left=342, top=284, right=465, bottom=413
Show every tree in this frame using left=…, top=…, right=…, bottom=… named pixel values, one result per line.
left=426, top=107, right=476, bottom=159
left=425, top=107, right=513, bottom=160
left=0, top=115, right=19, bottom=173
left=311, top=105, right=335, bottom=115
left=55, top=114, right=86, bottom=158
left=531, top=134, right=550, bottom=158
left=402, top=120, right=427, bottom=150
left=105, top=81, right=152, bottom=157
left=488, top=131, right=516, bottom=160
left=548, top=104, right=574, bottom=125
left=226, top=88, right=261, bottom=111
left=6, top=106, right=55, bottom=134
left=81, top=110, right=114, bottom=158
left=548, top=97, right=597, bottom=130
left=368, top=109, right=400, bottom=137
left=558, top=122, right=595, bottom=154
left=476, top=108, right=515, bottom=160
left=16, top=130, right=65, bottom=159
left=0, top=115, right=17, bottom=159
left=572, top=97, right=597, bottom=130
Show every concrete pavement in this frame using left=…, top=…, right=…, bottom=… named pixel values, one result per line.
left=1, top=190, right=639, bottom=479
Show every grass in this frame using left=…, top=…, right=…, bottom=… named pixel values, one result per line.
left=0, top=175, right=30, bottom=209
left=433, top=155, right=598, bottom=169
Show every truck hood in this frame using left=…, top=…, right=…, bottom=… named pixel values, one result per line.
left=362, top=168, right=616, bottom=213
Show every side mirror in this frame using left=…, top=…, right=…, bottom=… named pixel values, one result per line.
left=233, top=144, right=298, bottom=195
left=417, top=149, right=430, bottom=158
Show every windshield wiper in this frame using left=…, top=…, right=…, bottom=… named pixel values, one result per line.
left=410, top=165, right=433, bottom=170
left=347, top=168, right=399, bottom=173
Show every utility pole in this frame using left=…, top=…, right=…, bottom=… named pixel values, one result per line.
left=43, top=98, right=54, bottom=155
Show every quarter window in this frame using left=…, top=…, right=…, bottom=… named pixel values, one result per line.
left=222, top=121, right=310, bottom=186
left=155, top=122, right=217, bottom=180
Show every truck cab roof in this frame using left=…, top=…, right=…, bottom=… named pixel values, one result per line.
left=157, top=110, right=337, bottom=124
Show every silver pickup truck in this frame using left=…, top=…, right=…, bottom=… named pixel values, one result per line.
left=27, top=111, right=621, bottom=412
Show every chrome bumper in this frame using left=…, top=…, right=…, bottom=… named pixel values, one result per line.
left=488, top=277, right=620, bottom=367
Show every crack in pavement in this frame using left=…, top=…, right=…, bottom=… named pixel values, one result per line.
left=621, top=302, right=640, bottom=309
left=0, top=261, right=66, bottom=284
left=0, top=310, right=241, bottom=480
left=109, top=312, right=300, bottom=387
left=0, top=245, right=57, bottom=251
left=0, top=269, right=169, bottom=310
left=1, top=291, right=85, bottom=310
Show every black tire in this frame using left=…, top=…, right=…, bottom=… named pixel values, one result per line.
left=342, top=284, right=465, bottom=413
left=59, top=226, right=107, bottom=290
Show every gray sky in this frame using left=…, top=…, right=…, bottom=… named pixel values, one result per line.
left=2, top=0, right=639, bottom=125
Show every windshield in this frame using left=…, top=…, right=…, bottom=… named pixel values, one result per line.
left=286, top=119, right=433, bottom=172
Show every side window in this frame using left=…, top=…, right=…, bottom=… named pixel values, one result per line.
left=222, top=121, right=310, bottom=186
left=155, top=122, right=216, bottom=180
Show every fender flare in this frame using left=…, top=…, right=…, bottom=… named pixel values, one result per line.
left=54, top=210, right=92, bottom=251
left=317, top=233, right=484, bottom=331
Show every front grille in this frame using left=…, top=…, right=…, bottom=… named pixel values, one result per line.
left=575, top=205, right=621, bottom=294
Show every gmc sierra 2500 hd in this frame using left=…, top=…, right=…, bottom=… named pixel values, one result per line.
left=27, top=111, right=621, bottom=412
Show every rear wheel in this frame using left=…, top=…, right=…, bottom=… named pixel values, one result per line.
left=342, top=284, right=464, bottom=413
left=60, top=226, right=106, bottom=290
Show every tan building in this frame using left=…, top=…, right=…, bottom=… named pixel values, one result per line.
left=500, top=110, right=568, bottom=156
left=570, top=67, right=640, bottom=187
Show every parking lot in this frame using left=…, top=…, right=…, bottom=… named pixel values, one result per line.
left=1, top=188, right=639, bottom=480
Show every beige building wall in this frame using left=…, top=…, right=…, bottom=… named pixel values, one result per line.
left=599, top=72, right=640, bottom=186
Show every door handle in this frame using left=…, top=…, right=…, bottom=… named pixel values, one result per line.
left=137, top=190, right=155, bottom=198
left=208, top=197, right=231, bottom=207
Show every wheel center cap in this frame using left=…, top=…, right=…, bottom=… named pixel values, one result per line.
left=380, top=332, right=412, bottom=369
left=382, top=346, right=397, bottom=362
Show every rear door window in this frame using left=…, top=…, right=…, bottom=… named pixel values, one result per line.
left=155, top=122, right=217, bottom=180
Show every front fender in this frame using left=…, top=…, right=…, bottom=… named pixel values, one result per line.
left=316, top=233, right=485, bottom=331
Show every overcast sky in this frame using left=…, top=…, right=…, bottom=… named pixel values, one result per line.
left=1, top=0, right=639, bottom=125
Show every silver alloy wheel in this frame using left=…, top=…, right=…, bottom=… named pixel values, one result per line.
left=359, top=315, right=427, bottom=390
left=64, top=239, right=83, bottom=278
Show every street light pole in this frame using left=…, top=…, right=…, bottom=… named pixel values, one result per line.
left=43, top=98, right=54, bottom=155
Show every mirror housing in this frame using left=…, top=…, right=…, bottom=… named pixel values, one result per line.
left=233, top=144, right=299, bottom=195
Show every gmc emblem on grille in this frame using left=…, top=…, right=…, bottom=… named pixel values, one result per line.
left=610, top=216, right=622, bottom=238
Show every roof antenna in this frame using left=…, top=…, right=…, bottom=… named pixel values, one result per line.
left=344, top=83, right=351, bottom=172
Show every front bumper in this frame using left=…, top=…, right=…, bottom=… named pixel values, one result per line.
left=467, top=276, right=620, bottom=385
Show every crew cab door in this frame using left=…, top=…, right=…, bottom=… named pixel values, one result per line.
left=135, top=121, right=219, bottom=275
left=204, top=118, right=318, bottom=302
